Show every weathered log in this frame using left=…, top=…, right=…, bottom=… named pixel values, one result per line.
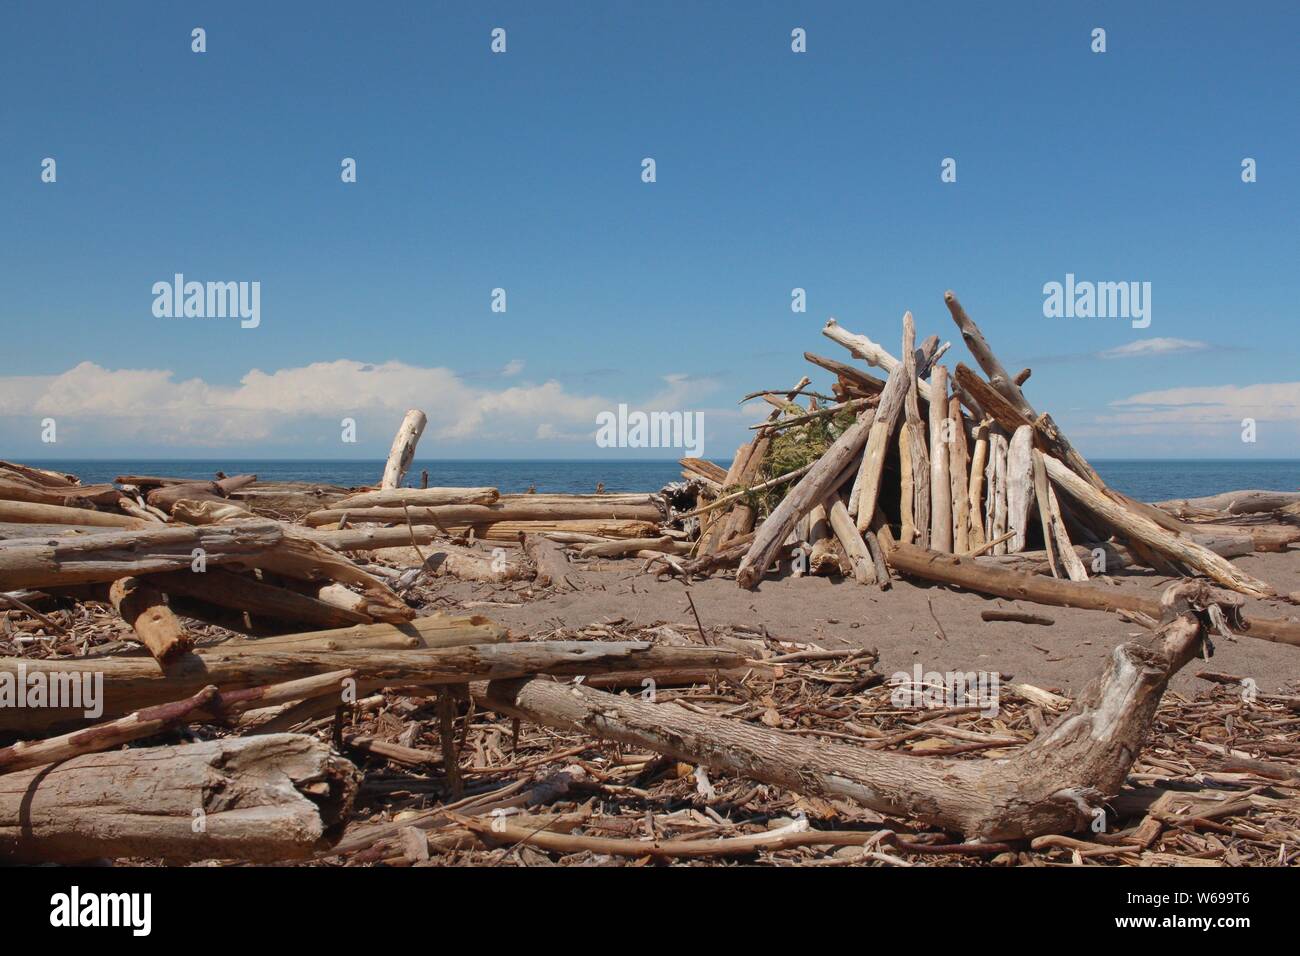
left=948, top=394, right=971, bottom=553
left=0, top=734, right=359, bottom=863
left=335, top=487, right=500, bottom=509
left=902, top=321, right=931, bottom=548
left=304, top=500, right=664, bottom=528
left=147, top=567, right=373, bottom=628
left=239, top=528, right=414, bottom=623
left=0, top=474, right=120, bottom=508
left=1006, top=425, right=1035, bottom=552
left=822, top=319, right=934, bottom=404
left=146, top=475, right=256, bottom=514
left=524, top=534, right=576, bottom=591
left=381, top=409, right=427, bottom=489
left=225, top=612, right=508, bottom=653
left=0, top=642, right=744, bottom=734
left=1030, top=446, right=1058, bottom=575
left=1042, top=456, right=1275, bottom=597
left=967, top=419, right=989, bottom=549
left=1157, top=490, right=1300, bottom=517
left=0, top=671, right=355, bottom=775
left=826, top=497, right=875, bottom=584
left=987, top=431, right=1009, bottom=554
left=375, top=542, right=536, bottom=583
left=680, top=457, right=729, bottom=484
left=853, top=322, right=940, bottom=530
left=479, top=607, right=1211, bottom=841
left=0, top=521, right=284, bottom=590
left=802, top=351, right=887, bottom=394
left=108, top=576, right=193, bottom=663
left=578, top=536, right=686, bottom=559
left=882, top=540, right=1300, bottom=647
left=928, top=367, right=953, bottom=551
left=0, top=500, right=146, bottom=529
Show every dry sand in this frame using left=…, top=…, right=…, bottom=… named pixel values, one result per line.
left=433, top=549, right=1300, bottom=696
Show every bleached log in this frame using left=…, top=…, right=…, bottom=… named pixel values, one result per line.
left=928, top=366, right=953, bottom=552
left=826, top=497, right=876, bottom=584
left=948, top=394, right=971, bottom=553
left=1156, top=490, right=1300, bottom=516
left=381, top=409, right=427, bottom=489
left=1030, top=447, right=1059, bottom=576
left=822, top=319, right=934, bottom=404
left=967, top=420, right=989, bottom=550
left=0, top=500, right=146, bottom=529
left=0, top=734, right=359, bottom=863
left=335, top=487, right=500, bottom=509
left=304, top=500, right=664, bottom=528
left=853, top=320, right=940, bottom=530
left=987, top=432, right=1009, bottom=554
left=524, top=534, right=576, bottom=591
left=0, top=521, right=284, bottom=590
left=1006, top=425, right=1035, bottom=553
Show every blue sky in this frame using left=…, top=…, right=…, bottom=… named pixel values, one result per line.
left=2, top=1, right=1297, bottom=460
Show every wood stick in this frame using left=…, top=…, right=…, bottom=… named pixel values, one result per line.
left=1030, top=446, right=1058, bottom=576
left=381, top=409, right=427, bottom=489
left=967, top=419, right=989, bottom=549
left=929, top=365, right=953, bottom=552
left=822, top=319, right=934, bottom=404
left=524, top=534, right=576, bottom=591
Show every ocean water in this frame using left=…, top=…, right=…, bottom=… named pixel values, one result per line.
left=22, top=458, right=1300, bottom=503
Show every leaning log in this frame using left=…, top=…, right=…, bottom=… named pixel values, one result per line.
left=381, top=409, right=427, bottom=489
left=1042, top=456, right=1275, bottom=597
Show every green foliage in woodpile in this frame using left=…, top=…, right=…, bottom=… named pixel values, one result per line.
left=745, top=403, right=858, bottom=517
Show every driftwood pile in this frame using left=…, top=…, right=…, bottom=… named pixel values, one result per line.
left=2, top=292, right=1299, bottom=866
left=669, top=294, right=1300, bottom=649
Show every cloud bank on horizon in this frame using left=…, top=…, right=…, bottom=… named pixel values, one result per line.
left=2, top=357, right=1297, bottom=459
left=0, top=359, right=738, bottom=457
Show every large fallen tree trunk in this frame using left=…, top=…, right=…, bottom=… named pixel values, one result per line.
left=146, top=567, right=374, bottom=628
left=479, top=600, right=1214, bottom=841
left=882, top=539, right=1300, bottom=647
left=0, top=642, right=743, bottom=734
left=0, top=734, right=359, bottom=863
left=0, top=521, right=284, bottom=590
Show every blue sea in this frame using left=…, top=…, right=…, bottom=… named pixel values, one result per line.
left=22, top=459, right=1300, bottom=502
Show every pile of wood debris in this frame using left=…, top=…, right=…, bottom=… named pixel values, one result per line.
left=2, top=292, right=1299, bottom=866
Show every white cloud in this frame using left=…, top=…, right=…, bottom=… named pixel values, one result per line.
left=0, top=360, right=729, bottom=452
left=1096, top=338, right=1210, bottom=360
left=501, top=359, right=525, bottom=377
